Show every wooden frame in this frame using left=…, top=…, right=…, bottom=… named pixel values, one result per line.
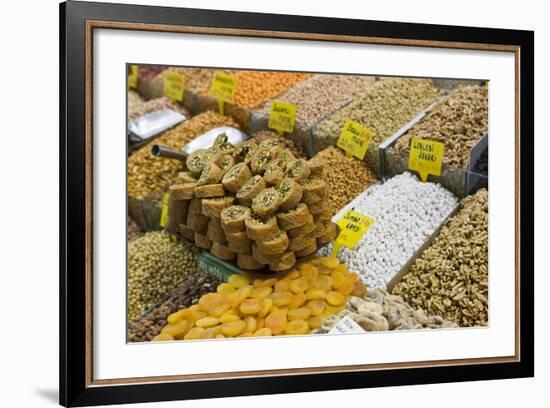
left=60, top=1, right=534, bottom=406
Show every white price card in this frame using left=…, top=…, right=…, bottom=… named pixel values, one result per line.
left=329, top=316, right=365, bottom=334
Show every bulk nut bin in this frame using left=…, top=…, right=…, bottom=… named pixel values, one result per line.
left=383, top=84, right=489, bottom=197
left=249, top=74, right=376, bottom=157
left=194, top=70, right=312, bottom=132
left=310, top=78, right=442, bottom=177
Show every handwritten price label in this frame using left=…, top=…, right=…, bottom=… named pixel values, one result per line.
left=209, top=71, right=237, bottom=104
left=337, top=119, right=374, bottom=160
left=163, top=71, right=184, bottom=102
left=127, top=65, right=138, bottom=89
left=268, top=101, right=296, bottom=134
left=408, top=137, right=444, bottom=182
left=332, top=210, right=375, bottom=256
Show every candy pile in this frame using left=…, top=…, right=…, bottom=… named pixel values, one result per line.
left=320, top=172, right=457, bottom=289
left=152, top=256, right=366, bottom=341
left=165, top=134, right=337, bottom=272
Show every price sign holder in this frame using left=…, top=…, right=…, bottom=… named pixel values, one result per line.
left=209, top=71, right=237, bottom=116
left=332, top=210, right=375, bottom=256
left=128, top=65, right=138, bottom=89
left=159, top=192, right=169, bottom=228
left=268, top=101, right=296, bottom=135
left=336, top=119, right=374, bottom=160
left=163, top=71, right=185, bottom=102
left=408, top=137, right=444, bottom=182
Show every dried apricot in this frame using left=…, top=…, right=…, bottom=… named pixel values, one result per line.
left=199, top=292, right=225, bottom=312
left=270, top=291, right=293, bottom=306
left=306, top=316, right=323, bottom=329
left=208, top=302, right=232, bottom=317
left=352, top=280, right=367, bottom=298
left=152, top=333, right=173, bottom=341
left=254, top=328, right=272, bottom=337
left=184, top=327, right=206, bottom=340
left=274, top=279, right=291, bottom=292
left=290, top=278, right=309, bottom=294
left=258, top=298, right=274, bottom=318
left=287, top=270, right=300, bottom=279
left=219, top=310, right=240, bottom=323
left=250, top=286, right=272, bottom=300
left=265, top=310, right=288, bottom=334
left=221, top=320, right=246, bottom=337
left=285, top=319, right=309, bottom=335
left=326, top=291, right=346, bottom=306
left=239, top=299, right=262, bottom=315
left=320, top=256, right=340, bottom=269
left=195, top=317, right=220, bottom=328
left=305, top=288, right=326, bottom=300
left=307, top=299, right=325, bottom=316
left=256, top=317, right=265, bottom=329
left=244, top=316, right=257, bottom=333
left=312, top=275, right=333, bottom=292
left=217, top=283, right=236, bottom=295
left=288, top=307, right=311, bottom=320
left=253, top=278, right=277, bottom=288
left=161, top=319, right=188, bottom=337
left=228, top=285, right=252, bottom=307
left=228, top=274, right=250, bottom=288
left=289, top=292, right=306, bottom=308
left=167, top=308, right=189, bottom=324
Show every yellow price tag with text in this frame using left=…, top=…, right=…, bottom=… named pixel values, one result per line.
left=408, top=137, right=444, bottom=182
left=209, top=71, right=237, bottom=103
left=332, top=210, right=375, bottom=256
left=336, top=119, right=374, bottom=160
left=159, top=192, right=169, bottom=228
left=128, top=65, right=138, bottom=89
left=268, top=101, right=296, bottom=134
left=163, top=71, right=185, bottom=102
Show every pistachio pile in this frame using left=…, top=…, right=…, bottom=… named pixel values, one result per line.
left=128, top=231, right=199, bottom=321
left=128, top=271, right=220, bottom=342
left=394, top=85, right=489, bottom=168
left=317, top=290, right=457, bottom=333
left=314, top=147, right=378, bottom=217
left=128, top=96, right=191, bottom=122
left=157, top=67, right=217, bottom=93
left=252, top=130, right=306, bottom=159
left=258, top=74, right=375, bottom=129
left=392, top=189, right=488, bottom=327
left=313, top=78, right=441, bottom=153
left=128, top=111, right=239, bottom=199
left=152, top=256, right=366, bottom=341
left=165, top=135, right=337, bottom=272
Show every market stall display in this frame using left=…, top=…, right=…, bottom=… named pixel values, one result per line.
left=320, top=172, right=458, bottom=289
left=128, top=231, right=199, bottom=320
left=392, top=188, right=488, bottom=327
left=312, top=78, right=442, bottom=155
left=165, top=134, right=336, bottom=272
left=152, top=256, right=365, bottom=341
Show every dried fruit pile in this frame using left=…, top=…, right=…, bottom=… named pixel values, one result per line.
left=152, top=256, right=365, bottom=341
left=313, top=78, right=441, bottom=153
left=128, top=111, right=239, bottom=199
left=318, top=290, right=457, bottom=333
left=127, top=231, right=199, bottom=321
left=165, top=134, right=337, bottom=272
left=128, top=272, right=220, bottom=342
left=128, top=96, right=190, bottom=122
left=392, top=189, right=488, bottom=326
left=394, top=85, right=488, bottom=168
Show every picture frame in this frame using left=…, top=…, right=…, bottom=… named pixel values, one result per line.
left=60, top=0, right=534, bottom=406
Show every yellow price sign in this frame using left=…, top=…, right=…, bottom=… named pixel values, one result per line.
left=408, top=137, right=444, bottom=182
left=163, top=71, right=185, bottom=102
left=332, top=210, right=375, bottom=256
left=127, top=65, right=139, bottom=89
left=336, top=119, right=374, bottom=160
left=159, top=192, right=169, bottom=228
left=209, top=71, right=238, bottom=104
left=268, top=101, right=296, bottom=134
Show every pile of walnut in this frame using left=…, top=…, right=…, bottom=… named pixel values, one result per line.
left=317, top=288, right=457, bottom=333
left=165, top=134, right=337, bottom=272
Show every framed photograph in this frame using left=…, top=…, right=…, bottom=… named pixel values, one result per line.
left=60, top=1, right=534, bottom=406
